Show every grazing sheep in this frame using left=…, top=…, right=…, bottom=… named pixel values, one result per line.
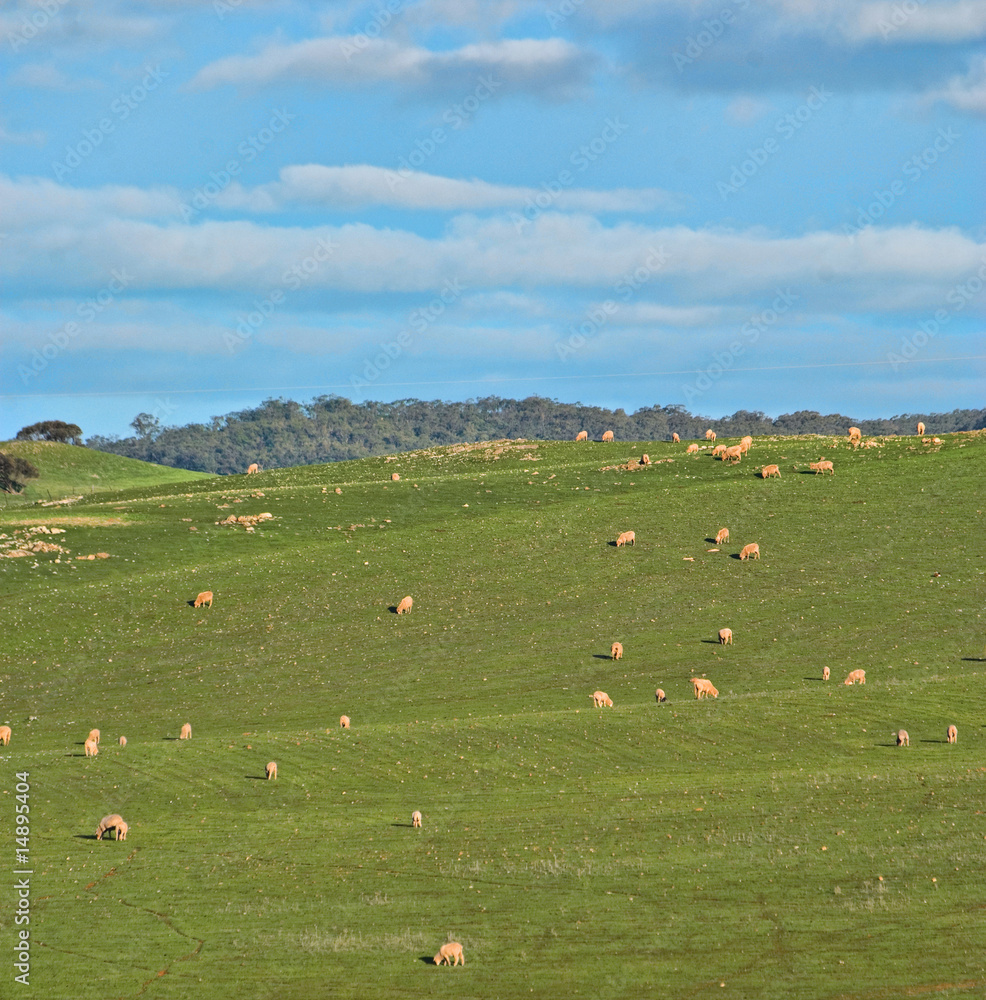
left=412, top=810, right=422, bottom=828
left=712, top=444, right=727, bottom=457
left=88, top=728, right=100, bottom=745
left=947, top=725, right=957, bottom=744
left=917, top=422, right=926, bottom=436
left=266, top=761, right=277, bottom=780
left=119, top=735, right=127, bottom=747
left=193, top=591, right=213, bottom=608
left=640, top=454, right=651, bottom=465
left=760, top=465, right=781, bottom=479
left=179, top=723, right=192, bottom=740
left=723, top=445, right=743, bottom=463
left=576, top=431, right=589, bottom=441
left=705, top=429, right=717, bottom=442
left=844, top=669, right=866, bottom=685
left=810, top=460, right=835, bottom=475
left=396, top=595, right=413, bottom=614
left=896, top=729, right=909, bottom=746
left=739, top=543, right=760, bottom=560
left=96, top=814, right=128, bottom=841
left=822, top=667, right=830, bottom=681
left=740, top=435, right=753, bottom=454
left=247, top=463, right=260, bottom=474
left=592, top=691, right=613, bottom=708
left=0, top=725, right=11, bottom=745
left=715, top=527, right=730, bottom=545
left=672, top=433, right=680, bottom=443
left=602, top=430, right=614, bottom=442
left=691, top=678, right=719, bottom=699
left=340, top=715, right=351, bottom=729
left=615, top=531, right=636, bottom=547
left=84, top=738, right=99, bottom=757
left=848, top=426, right=862, bottom=441
left=434, top=942, right=464, bottom=967
left=687, top=443, right=700, bottom=454
left=718, top=628, right=733, bottom=645
left=655, top=688, right=667, bottom=703
left=391, top=472, right=400, bottom=481
left=611, top=642, right=623, bottom=660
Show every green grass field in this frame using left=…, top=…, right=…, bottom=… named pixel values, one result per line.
left=1, top=432, right=984, bottom=999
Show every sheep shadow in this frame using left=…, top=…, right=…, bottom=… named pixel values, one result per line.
left=920, top=739, right=949, bottom=744
left=700, top=639, right=722, bottom=645
left=391, top=822, right=417, bottom=828
left=418, top=955, right=441, bottom=965
left=74, top=833, right=103, bottom=841
left=961, top=657, right=986, bottom=662
left=803, top=676, right=828, bottom=682
left=592, top=653, right=615, bottom=660
left=388, top=606, right=400, bottom=614
left=245, top=774, right=268, bottom=780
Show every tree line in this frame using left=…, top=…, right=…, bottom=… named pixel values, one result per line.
left=76, top=396, right=986, bottom=476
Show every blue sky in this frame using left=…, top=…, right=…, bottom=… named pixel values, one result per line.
left=2, top=0, right=984, bottom=441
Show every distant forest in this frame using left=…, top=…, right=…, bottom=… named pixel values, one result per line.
left=85, top=396, right=986, bottom=476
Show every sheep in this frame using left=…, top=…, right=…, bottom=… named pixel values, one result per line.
left=917, top=422, right=926, bottom=436
left=691, top=678, right=718, bottom=699
left=672, top=433, right=680, bottom=443
left=576, top=431, right=589, bottom=441
left=434, top=942, right=464, bottom=967
left=896, top=729, right=909, bottom=746
left=247, top=463, right=260, bottom=474
left=340, top=715, right=351, bottom=729
left=760, top=465, right=781, bottom=479
left=615, top=531, right=636, bottom=547
left=266, top=761, right=277, bottom=780
left=848, top=426, right=862, bottom=441
left=740, top=435, right=753, bottom=453
left=88, top=728, right=100, bottom=745
left=96, top=814, right=128, bottom=841
left=391, top=473, right=401, bottom=481
left=739, top=542, right=760, bottom=560
left=179, top=723, right=192, bottom=740
left=844, top=669, right=866, bottom=685
left=592, top=691, right=613, bottom=708
left=718, top=628, right=733, bottom=645
left=611, top=641, right=623, bottom=660
left=655, top=688, right=667, bottom=703
left=722, top=445, right=743, bottom=463
left=640, top=454, right=651, bottom=465
left=715, top=527, right=730, bottom=544
left=396, top=595, right=413, bottom=614
left=705, top=429, right=717, bottom=442
left=822, top=666, right=830, bottom=681
left=601, top=430, right=614, bottom=442
left=193, top=591, right=213, bottom=608
left=412, top=810, right=422, bottom=828
left=0, top=725, right=11, bottom=745
left=84, top=738, right=99, bottom=757
left=119, top=735, right=127, bottom=747
left=712, top=444, right=727, bottom=457
left=947, top=725, right=957, bottom=744
left=687, top=443, right=700, bottom=454
left=810, top=460, right=835, bottom=475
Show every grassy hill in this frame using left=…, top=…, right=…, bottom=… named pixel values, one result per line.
left=1, top=431, right=984, bottom=999
left=0, top=440, right=211, bottom=507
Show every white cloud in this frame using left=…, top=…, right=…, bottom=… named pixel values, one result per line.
left=924, top=54, right=986, bottom=113
left=212, top=163, right=680, bottom=213
left=0, top=124, right=45, bottom=145
left=189, top=35, right=595, bottom=97
left=849, top=0, right=986, bottom=43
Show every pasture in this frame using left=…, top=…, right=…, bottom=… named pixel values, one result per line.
left=1, top=431, right=984, bottom=998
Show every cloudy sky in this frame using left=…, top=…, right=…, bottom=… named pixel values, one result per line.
left=2, top=0, right=984, bottom=441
